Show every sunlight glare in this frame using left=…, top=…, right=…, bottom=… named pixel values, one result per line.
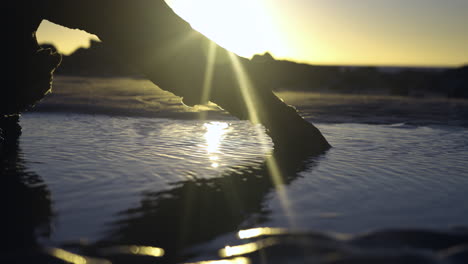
left=127, top=246, right=165, bottom=257
left=186, top=257, right=251, bottom=264
left=166, top=0, right=281, bottom=57
left=219, top=238, right=279, bottom=258
left=98, top=245, right=165, bottom=257
left=238, top=227, right=286, bottom=239
left=47, top=248, right=111, bottom=264
left=48, top=248, right=87, bottom=264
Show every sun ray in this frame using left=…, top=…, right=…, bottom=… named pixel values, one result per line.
left=201, top=41, right=217, bottom=104
left=227, top=53, right=296, bottom=227
left=199, top=41, right=217, bottom=120
left=227, top=53, right=260, bottom=124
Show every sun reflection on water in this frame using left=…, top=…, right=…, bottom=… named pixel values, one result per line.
left=203, top=122, right=229, bottom=168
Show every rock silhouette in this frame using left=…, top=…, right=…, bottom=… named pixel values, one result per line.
left=42, top=40, right=139, bottom=77
left=7, top=0, right=330, bottom=155
left=45, top=42, right=467, bottom=99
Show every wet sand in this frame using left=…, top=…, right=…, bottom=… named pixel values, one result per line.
left=33, top=76, right=468, bottom=128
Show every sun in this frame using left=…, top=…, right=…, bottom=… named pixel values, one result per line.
left=166, top=0, right=281, bottom=58
left=37, top=1, right=288, bottom=60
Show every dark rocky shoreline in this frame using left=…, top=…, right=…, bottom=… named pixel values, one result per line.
left=44, top=41, right=468, bottom=99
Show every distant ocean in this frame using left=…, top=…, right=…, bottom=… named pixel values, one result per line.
left=10, top=76, right=468, bottom=261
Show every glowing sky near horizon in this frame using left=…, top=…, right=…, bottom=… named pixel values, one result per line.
left=36, top=0, right=468, bottom=67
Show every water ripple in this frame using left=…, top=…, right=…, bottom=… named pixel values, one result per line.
left=18, top=113, right=468, bottom=243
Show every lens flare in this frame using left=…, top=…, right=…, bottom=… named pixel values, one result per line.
left=47, top=248, right=111, bottom=264
left=98, top=245, right=165, bottom=257
left=219, top=238, right=279, bottom=258
left=201, top=41, right=217, bottom=105
left=238, top=227, right=286, bottom=239
left=185, top=257, right=251, bottom=264
left=198, top=40, right=217, bottom=120
left=227, top=53, right=296, bottom=227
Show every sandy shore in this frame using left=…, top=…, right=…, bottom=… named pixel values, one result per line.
left=31, top=76, right=468, bottom=127
left=33, top=75, right=231, bottom=120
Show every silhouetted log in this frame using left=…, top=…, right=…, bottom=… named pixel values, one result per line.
left=45, top=0, right=330, bottom=153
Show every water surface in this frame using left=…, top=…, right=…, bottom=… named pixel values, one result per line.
left=17, top=113, right=468, bottom=251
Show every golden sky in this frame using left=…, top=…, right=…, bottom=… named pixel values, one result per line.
left=37, top=0, right=468, bottom=67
